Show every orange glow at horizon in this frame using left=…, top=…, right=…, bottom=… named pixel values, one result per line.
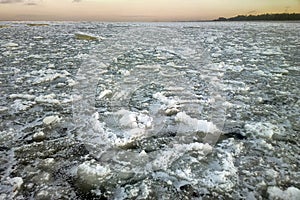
left=0, top=0, right=299, bottom=21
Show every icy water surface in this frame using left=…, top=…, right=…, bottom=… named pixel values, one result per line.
left=0, top=22, right=299, bottom=199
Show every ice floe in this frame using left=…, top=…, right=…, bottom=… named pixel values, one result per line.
left=32, top=131, right=46, bottom=141
left=77, top=160, right=111, bottom=188
left=32, top=69, right=71, bottom=85
left=175, top=112, right=219, bottom=133
left=3, top=42, right=19, bottom=48
left=43, top=115, right=61, bottom=126
left=35, top=94, right=60, bottom=105
left=244, top=122, right=284, bottom=139
left=75, top=32, right=105, bottom=41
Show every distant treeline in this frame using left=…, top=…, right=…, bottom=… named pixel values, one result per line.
left=215, top=13, right=300, bottom=21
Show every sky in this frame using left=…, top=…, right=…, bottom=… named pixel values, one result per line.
left=0, top=0, right=299, bottom=21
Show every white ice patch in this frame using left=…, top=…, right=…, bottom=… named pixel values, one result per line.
left=111, top=110, right=153, bottom=147
left=3, top=42, right=19, bottom=48
left=267, top=186, right=300, bottom=200
left=135, top=64, right=161, bottom=70
left=175, top=112, right=219, bottom=133
left=77, top=160, right=111, bottom=186
left=151, top=142, right=212, bottom=171
left=9, top=94, right=36, bottom=100
left=32, top=131, right=46, bottom=141
left=244, top=122, right=283, bottom=139
left=43, top=115, right=60, bottom=126
left=260, top=47, right=283, bottom=56
left=254, top=70, right=268, bottom=76
left=97, top=90, right=112, bottom=100
left=35, top=94, right=60, bottom=105
left=115, top=109, right=152, bottom=130
left=153, top=92, right=178, bottom=108
left=7, top=177, right=23, bottom=197
left=201, top=139, right=241, bottom=193
left=11, top=99, right=36, bottom=111
left=75, top=32, right=105, bottom=40
left=32, top=69, right=70, bottom=85
left=0, top=106, right=8, bottom=112
left=222, top=80, right=249, bottom=92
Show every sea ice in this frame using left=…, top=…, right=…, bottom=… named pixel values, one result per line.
left=175, top=112, right=219, bottom=133
left=202, top=139, right=240, bottom=193
left=244, top=122, right=283, bottom=139
left=97, top=90, right=112, bottom=100
left=267, top=186, right=300, bottom=200
left=0, top=106, right=8, bottom=112
left=35, top=94, right=60, bottom=105
left=151, top=142, right=213, bottom=171
left=11, top=99, right=36, bottom=111
left=32, top=131, right=46, bottom=141
left=9, top=94, right=36, bottom=100
left=77, top=160, right=111, bottom=187
left=3, top=42, right=19, bottom=48
left=43, top=115, right=60, bottom=126
left=116, top=109, right=152, bottom=129
left=7, top=177, right=23, bottom=197
left=31, top=69, right=70, bottom=85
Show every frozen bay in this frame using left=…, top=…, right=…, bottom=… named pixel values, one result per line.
left=0, top=22, right=299, bottom=199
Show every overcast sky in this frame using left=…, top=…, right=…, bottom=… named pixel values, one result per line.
left=0, top=0, right=299, bottom=21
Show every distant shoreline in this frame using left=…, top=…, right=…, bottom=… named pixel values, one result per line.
left=213, top=13, right=300, bottom=21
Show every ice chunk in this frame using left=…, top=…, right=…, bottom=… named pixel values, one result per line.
left=7, top=177, right=23, bottom=196
left=260, top=48, right=282, bottom=56
left=253, top=70, right=267, bottom=76
left=116, top=109, right=152, bottom=129
left=152, top=142, right=212, bottom=171
left=32, top=131, right=46, bottom=141
left=33, top=70, right=70, bottom=85
left=75, top=32, right=104, bottom=41
left=9, top=94, right=36, bottom=100
left=153, top=92, right=177, bottom=107
left=11, top=99, right=35, bottom=111
left=267, top=186, right=300, bottom=200
left=175, top=112, right=219, bottom=133
left=206, top=37, right=215, bottom=43
left=202, top=139, right=239, bottom=193
left=165, top=107, right=180, bottom=116
left=3, top=42, right=19, bottom=48
left=244, top=122, right=283, bottom=139
left=77, top=160, right=111, bottom=187
left=43, top=115, right=60, bottom=125
left=135, top=64, right=161, bottom=70
left=48, top=63, right=55, bottom=68
left=35, top=94, right=60, bottom=104
left=97, top=90, right=112, bottom=100
left=0, top=106, right=8, bottom=112
left=67, top=78, right=77, bottom=86
left=33, top=36, right=44, bottom=40
left=118, top=110, right=138, bottom=129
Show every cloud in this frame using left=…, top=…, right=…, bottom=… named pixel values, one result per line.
left=73, top=0, right=82, bottom=2
left=24, top=2, right=37, bottom=5
left=247, top=10, right=257, bottom=15
left=0, top=0, right=23, bottom=3
left=0, top=0, right=38, bottom=4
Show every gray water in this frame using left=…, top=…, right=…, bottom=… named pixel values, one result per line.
left=0, top=22, right=299, bottom=199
